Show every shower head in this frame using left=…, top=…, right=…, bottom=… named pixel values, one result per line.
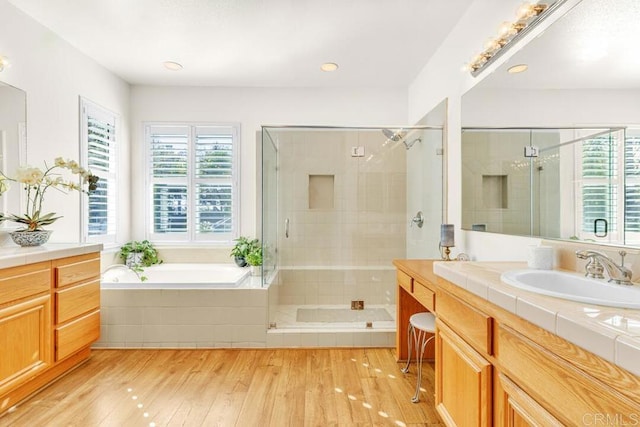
left=404, top=138, right=421, bottom=150
left=382, top=128, right=420, bottom=150
left=382, top=128, right=405, bottom=142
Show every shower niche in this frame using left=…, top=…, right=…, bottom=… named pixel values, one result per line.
left=261, top=126, right=443, bottom=346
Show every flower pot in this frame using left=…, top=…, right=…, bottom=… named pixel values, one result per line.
left=235, top=256, right=248, bottom=267
left=251, top=265, right=262, bottom=276
left=126, top=252, right=144, bottom=268
left=9, top=230, right=53, bottom=247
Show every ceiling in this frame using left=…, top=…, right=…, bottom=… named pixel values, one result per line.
left=478, top=0, right=640, bottom=90
left=8, top=0, right=474, bottom=88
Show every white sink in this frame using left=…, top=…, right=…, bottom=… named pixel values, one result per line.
left=500, top=269, right=640, bottom=309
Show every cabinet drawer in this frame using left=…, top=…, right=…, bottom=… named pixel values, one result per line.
left=437, top=290, right=492, bottom=355
left=397, top=270, right=412, bottom=293
left=0, top=262, right=51, bottom=306
left=55, top=257, right=100, bottom=288
left=414, top=280, right=435, bottom=311
left=56, top=280, right=100, bottom=324
left=55, top=310, right=100, bottom=361
left=497, top=325, right=640, bottom=425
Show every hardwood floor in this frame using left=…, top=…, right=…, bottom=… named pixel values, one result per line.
left=0, top=348, right=443, bottom=427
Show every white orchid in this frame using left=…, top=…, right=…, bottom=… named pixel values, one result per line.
left=0, top=158, right=99, bottom=231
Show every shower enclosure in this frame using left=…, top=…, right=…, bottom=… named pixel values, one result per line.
left=261, top=126, right=443, bottom=344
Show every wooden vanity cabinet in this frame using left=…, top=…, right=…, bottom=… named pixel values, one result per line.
left=394, top=261, right=640, bottom=427
left=0, top=252, right=100, bottom=415
left=0, top=262, right=52, bottom=400
left=53, top=253, right=101, bottom=361
left=436, top=319, right=492, bottom=427
left=435, top=290, right=493, bottom=427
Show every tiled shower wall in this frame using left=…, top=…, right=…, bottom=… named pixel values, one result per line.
left=273, top=130, right=406, bottom=306
left=277, top=130, right=406, bottom=267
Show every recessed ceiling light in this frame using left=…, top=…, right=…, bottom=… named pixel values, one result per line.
left=163, top=61, right=183, bottom=71
left=508, top=64, right=528, bottom=74
left=320, top=62, right=339, bottom=72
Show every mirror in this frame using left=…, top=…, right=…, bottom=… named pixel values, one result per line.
left=461, top=0, right=640, bottom=246
left=0, top=81, right=27, bottom=224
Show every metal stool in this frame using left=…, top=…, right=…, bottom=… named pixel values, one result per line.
left=401, top=312, right=436, bottom=403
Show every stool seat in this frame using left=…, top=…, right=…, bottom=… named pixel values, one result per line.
left=401, top=311, right=436, bottom=403
left=410, top=312, right=435, bottom=333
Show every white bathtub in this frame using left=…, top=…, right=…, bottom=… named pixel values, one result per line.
left=101, top=263, right=251, bottom=289
left=97, top=263, right=268, bottom=348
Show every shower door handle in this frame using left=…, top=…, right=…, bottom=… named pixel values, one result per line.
left=285, top=218, right=289, bottom=238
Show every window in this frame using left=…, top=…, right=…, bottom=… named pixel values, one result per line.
left=80, top=98, right=118, bottom=243
left=576, top=129, right=640, bottom=243
left=145, top=124, right=239, bottom=242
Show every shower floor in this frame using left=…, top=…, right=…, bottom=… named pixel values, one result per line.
left=271, top=304, right=396, bottom=331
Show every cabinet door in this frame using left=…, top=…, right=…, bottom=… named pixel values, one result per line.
left=496, top=373, right=563, bottom=427
left=436, top=320, right=492, bottom=427
left=0, top=295, right=52, bottom=397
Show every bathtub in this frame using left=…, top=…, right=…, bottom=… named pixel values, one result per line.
left=97, top=263, right=268, bottom=348
left=101, top=263, right=251, bottom=289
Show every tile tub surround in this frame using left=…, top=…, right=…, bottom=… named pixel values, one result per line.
left=434, top=261, right=640, bottom=377
left=96, top=287, right=269, bottom=348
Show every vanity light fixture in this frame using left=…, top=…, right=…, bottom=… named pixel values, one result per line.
left=0, top=55, right=10, bottom=72
left=508, top=64, right=529, bottom=74
left=163, top=61, right=183, bottom=71
left=466, top=0, right=568, bottom=76
left=320, top=62, right=339, bottom=72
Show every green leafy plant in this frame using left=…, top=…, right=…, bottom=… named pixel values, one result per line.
left=118, top=240, right=162, bottom=281
left=230, top=236, right=260, bottom=267
left=245, top=246, right=262, bottom=267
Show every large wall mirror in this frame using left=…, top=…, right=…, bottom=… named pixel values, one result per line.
left=0, top=81, right=27, bottom=224
left=461, top=0, right=640, bottom=246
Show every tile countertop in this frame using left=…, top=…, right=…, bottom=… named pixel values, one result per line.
left=0, top=243, right=103, bottom=269
left=433, top=261, right=640, bottom=378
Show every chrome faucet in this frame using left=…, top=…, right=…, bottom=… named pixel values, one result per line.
left=575, top=250, right=633, bottom=285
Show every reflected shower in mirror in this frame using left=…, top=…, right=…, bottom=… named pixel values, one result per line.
left=0, top=81, right=26, bottom=223
left=461, top=0, right=640, bottom=247
left=461, top=127, right=629, bottom=245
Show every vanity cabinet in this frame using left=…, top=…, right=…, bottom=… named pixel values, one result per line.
left=0, top=262, right=52, bottom=400
left=53, top=254, right=101, bottom=361
left=0, top=251, right=101, bottom=415
left=394, top=260, right=640, bottom=427
left=435, top=319, right=492, bottom=427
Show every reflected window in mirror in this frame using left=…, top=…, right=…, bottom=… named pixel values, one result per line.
left=80, top=98, right=118, bottom=244
left=625, top=129, right=640, bottom=245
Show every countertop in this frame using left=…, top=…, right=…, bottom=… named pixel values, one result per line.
left=429, top=260, right=640, bottom=378
left=0, top=243, right=103, bottom=269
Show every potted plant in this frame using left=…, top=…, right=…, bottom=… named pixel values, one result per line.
left=0, top=157, right=99, bottom=246
left=230, top=236, right=259, bottom=267
left=245, top=245, right=262, bottom=276
left=118, top=240, right=162, bottom=281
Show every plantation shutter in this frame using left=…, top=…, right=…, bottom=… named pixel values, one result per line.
left=82, top=99, right=118, bottom=242
left=147, top=124, right=238, bottom=241
left=581, top=136, right=617, bottom=233
left=148, top=126, right=189, bottom=234
left=195, top=127, right=233, bottom=234
left=625, top=134, right=640, bottom=234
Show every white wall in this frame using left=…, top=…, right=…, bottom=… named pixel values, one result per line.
left=463, top=88, right=640, bottom=127
left=129, top=86, right=407, bottom=240
left=408, top=0, right=584, bottom=261
left=0, top=1, right=130, bottom=244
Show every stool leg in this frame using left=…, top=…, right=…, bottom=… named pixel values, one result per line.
left=411, top=333, right=435, bottom=403
left=401, top=323, right=415, bottom=374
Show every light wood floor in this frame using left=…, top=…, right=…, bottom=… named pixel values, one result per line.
left=0, top=348, right=443, bottom=427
